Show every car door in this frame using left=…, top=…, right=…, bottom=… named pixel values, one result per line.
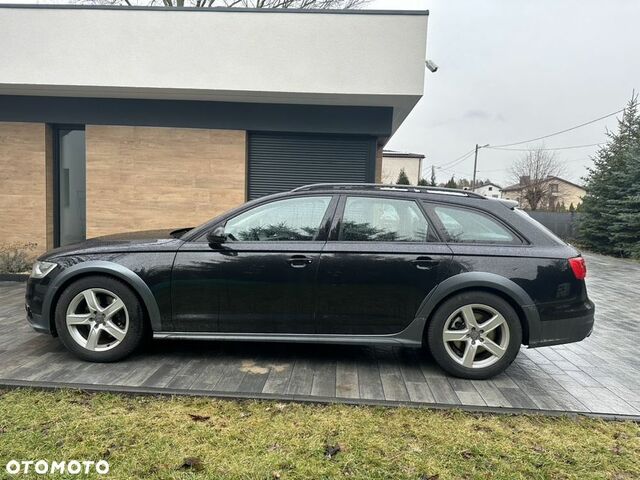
left=315, top=194, right=453, bottom=335
left=171, top=194, right=337, bottom=333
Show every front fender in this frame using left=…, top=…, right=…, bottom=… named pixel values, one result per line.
left=42, top=260, right=162, bottom=333
left=397, top=272, right=541, bottom=346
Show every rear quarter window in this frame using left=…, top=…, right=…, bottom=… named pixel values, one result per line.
left=430, top=204, right=521, bottom=244
left=513, top=208, right=567, bottom=245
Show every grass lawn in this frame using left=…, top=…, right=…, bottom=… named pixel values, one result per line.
left=0, top=389, right=638, bottom=479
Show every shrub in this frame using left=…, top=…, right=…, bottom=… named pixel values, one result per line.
left=396, top=168, right=411, bottom=185
left=0, top=242, right=38, bottom=273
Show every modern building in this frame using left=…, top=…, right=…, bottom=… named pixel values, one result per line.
left=381, top=150, right=425, bottom=185
left=0, top=5, right=429, bottom=252
left=473, top=181, right=502, bottom=199
left=501, top=176, right=586, bottom=210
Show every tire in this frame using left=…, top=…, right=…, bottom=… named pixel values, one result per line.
left=54, top=275, right=146, bottom=362
left=426, top=291, right=522, bottom=380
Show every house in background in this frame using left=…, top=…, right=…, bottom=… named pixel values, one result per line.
left=473, top=181, right=502, bottom=198
left=381, top=150, right=425, bottom=185
left=501, top=176, right=586, bottom=210
left=0, top=5, right=429, bottom=253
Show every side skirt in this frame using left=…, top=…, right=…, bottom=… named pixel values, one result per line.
left=153, top=330, right=423, bottom=347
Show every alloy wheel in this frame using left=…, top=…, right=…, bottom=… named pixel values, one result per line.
left=65, top=288, right=129, bottom=352
left=441, top=303, right=510, bottom=369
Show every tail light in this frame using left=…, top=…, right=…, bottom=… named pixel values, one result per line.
left=568, top=257, right=587, bottom=280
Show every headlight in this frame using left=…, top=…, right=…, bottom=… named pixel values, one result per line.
left=31, top=261, right=57, bottom=279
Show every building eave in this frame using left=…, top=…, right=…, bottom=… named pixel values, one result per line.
left=0, top=5, right=428, bottom=136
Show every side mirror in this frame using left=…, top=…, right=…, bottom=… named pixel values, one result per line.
left=207, top=226, right=227, bottom=245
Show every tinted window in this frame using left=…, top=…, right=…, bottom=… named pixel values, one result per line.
left=514, top=208, right=564, bottom=244
left=339, top=197, right=433, bottom=242
left=224, top=196, right=331, bottom=241
left=433, top=205, right=516, bottom=243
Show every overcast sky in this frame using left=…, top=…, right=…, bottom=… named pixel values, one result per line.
left=369, top=0, right=640, bottom=186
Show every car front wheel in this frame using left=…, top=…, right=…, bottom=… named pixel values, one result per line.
left=55, top=276, right=146, bottom=362
left=427, top=291, right=522, bottom=379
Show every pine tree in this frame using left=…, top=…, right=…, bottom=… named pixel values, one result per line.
left=396, top=168, right=411, bottom=185
left=444, top=176, right=457, bottom=188
left=577, top=93, right=640, bottom=257
left=430, top=166, right=437, bottom=186
left=417, top=177, right=429, bottom=186
left=610, top=142, right=640, bottom=258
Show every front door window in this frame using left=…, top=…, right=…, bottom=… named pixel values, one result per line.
left=224, top=196, right=332, bottom=241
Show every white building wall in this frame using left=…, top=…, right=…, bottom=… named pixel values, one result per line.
left=0, top=6, right=429, bottom=133
left=475, top=184, right=502, bottom=198
left=381, top=156, right=422, bottom=185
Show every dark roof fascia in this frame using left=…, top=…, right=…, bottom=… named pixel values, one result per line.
left=382, top=152, right=425, bottom=159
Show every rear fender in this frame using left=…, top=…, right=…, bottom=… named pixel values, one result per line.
left=395, top=272, right=541, bottom=346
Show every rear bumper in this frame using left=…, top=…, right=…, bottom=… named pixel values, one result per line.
left=528, top=299, right=595, bottom=348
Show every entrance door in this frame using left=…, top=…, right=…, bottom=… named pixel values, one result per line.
left=55, top=128, right=86, bottom=246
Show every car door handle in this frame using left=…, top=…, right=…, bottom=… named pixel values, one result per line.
left=288, top=255, right=313, bottom=268
left=411, top=256, right=440, bottom=270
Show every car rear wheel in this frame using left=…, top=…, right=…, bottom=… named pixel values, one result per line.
left=427, top=291, right=522, bottom=379
left=55, top=276, right=146, bottom=362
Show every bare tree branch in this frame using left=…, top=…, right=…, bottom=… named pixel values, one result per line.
left=509, top=146, right=566, bottom=211
left=75, top=0, right=369, bottom=8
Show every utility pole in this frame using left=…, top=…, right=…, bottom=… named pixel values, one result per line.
left=472, top=143, right=489, bottom=191
left=472, top=144, right=479, bottom=191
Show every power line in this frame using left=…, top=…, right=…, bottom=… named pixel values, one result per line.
left=490, top=108, right=624, bottom=148
left=476, top=156, right=595, bottom=174
left=436, top=165, right=473, bottom=177
left=431, top=105, right=622, bottom=177
left=486, top=142, right=604, bottom=152
left=435, top=148, right=476, bottom=168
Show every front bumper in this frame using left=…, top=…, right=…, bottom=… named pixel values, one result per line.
left=25, top=305, right=51, bottom=334
left=25, top=273, right=57, bottom=336
left=529, top=299, right=595, bottom=348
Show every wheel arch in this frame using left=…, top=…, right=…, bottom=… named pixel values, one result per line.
left=413, top=273, right=540, bottom=346
left=43, top=261, right=162, bottom=336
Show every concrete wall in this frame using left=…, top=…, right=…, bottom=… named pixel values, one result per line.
left=85, top=125, right=246, bottom=238
left=381, top=156, right=422, bottom=185
left=0, top=122, right=51, bottom=253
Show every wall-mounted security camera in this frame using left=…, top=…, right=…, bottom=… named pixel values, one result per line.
left=425, top=60, right=439, bottom=73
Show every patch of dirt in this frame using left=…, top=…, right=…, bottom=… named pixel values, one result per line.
left=240, top=360, right=289, bottom=374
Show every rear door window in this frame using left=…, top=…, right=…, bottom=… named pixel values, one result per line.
left=339, top=196, right=437, bottom=242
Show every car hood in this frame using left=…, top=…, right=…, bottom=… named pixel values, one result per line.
left=39, top=229, right=190, bottom=259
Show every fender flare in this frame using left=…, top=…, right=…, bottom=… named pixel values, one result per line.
left=397, top=272, right=541, bottom=346
left=42, top=261, right=162, bottom=333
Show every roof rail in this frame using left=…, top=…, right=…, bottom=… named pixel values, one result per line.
left=291, top=183, right=486, bottom=198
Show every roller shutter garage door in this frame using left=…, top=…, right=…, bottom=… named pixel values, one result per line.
left=248, top=132, right=376, bottom=200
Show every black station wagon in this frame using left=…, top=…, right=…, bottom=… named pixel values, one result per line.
left=25, top=184, right=595, bottom=379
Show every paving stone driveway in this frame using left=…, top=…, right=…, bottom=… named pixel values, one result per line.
left=0, top=253, right=638, bottom=418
